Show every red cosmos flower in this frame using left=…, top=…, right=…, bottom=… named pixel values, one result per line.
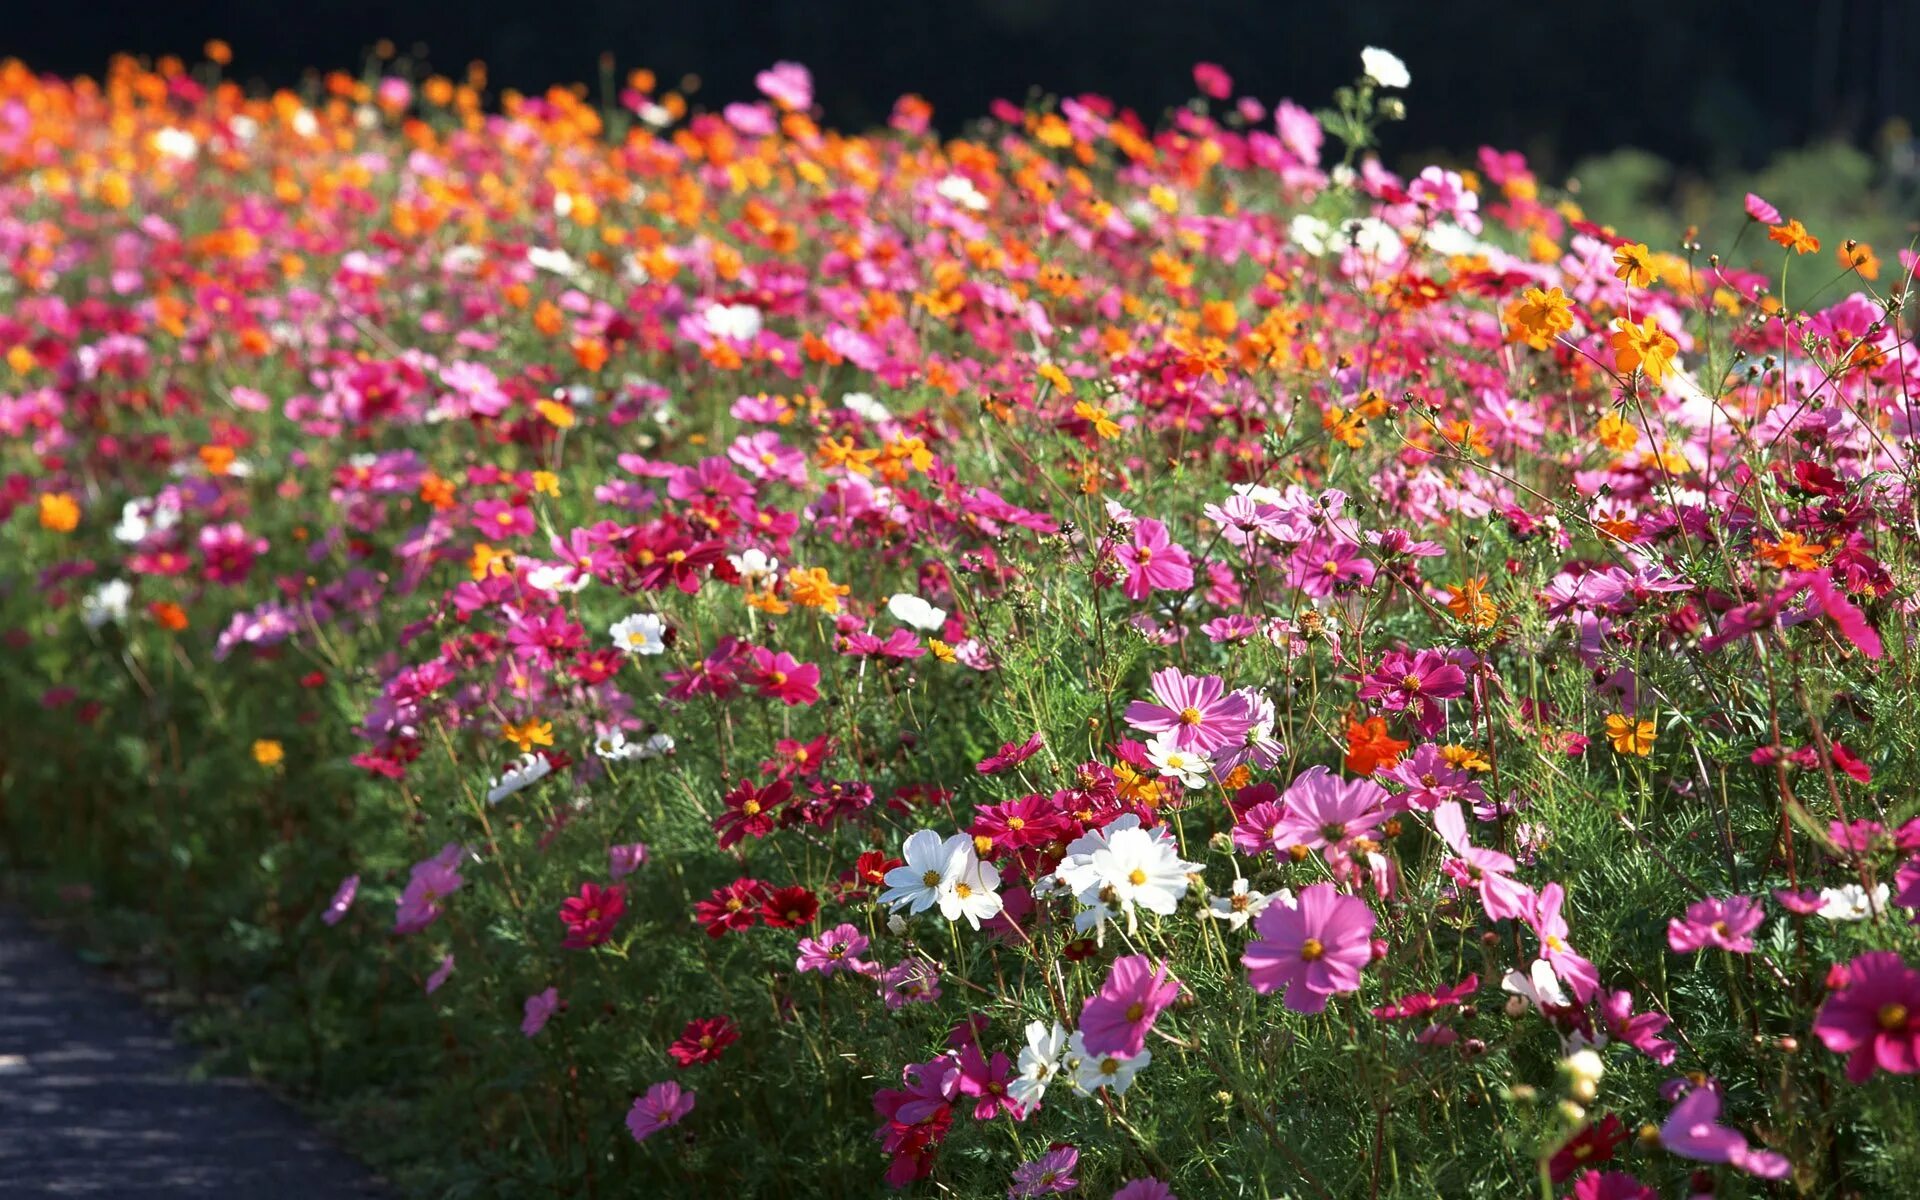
left=693, top=878, right=770, bottom=938
left=747, top=647, right=821, bottom=705
left=759, top=885, right=819, bottom=928
left=712, top=778, right=789, bottom=848
left=1549, top=1114, right=1630, bottom=1182
left=667, top=1016, right=740, bottom=1068
left=558, top=881, right=626, bottom=949
left=976, top=732, right=1045, bottom=775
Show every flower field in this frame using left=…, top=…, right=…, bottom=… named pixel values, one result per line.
left=4, top=44, right=1920, bottom=1198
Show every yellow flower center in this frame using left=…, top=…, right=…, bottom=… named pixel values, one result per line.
left=1125, top=1002, right=1145, bottom=1021
left=1128, top=868, right=1148, bottom=886
left=1300, top=938, right=1325, bottom=961
left=1880, top=1003, right=1910, bottom=1032
left=922, top=870, right=942, bottom=887
left=1178, top=706, right=1202, bottom=725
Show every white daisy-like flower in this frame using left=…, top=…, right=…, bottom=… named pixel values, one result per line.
left=1008, top=1020, right=1069, bottom=1113
left=609, top=613, right=668, bottom=656
left=593, top=729, right=640, bottom=761
left=1501, top=958, right=1571, bottom=1013
left=1054, top=815, right=1200, bottom=936
left=1360, top=47, right=1411, bottom=89
left=1145, top=731, right=1212, bottom=790
left=1070, top=1031, right=1149, bottom=1095
left=879, top=829, right=975, bottom=916
left=937, top=854, right=1003, bottom=930
left=886, top=593, right=948, bottom=633
left=704, top=302, right=763, bottom=342
left=527, top=246, right=583, bottom=278
left=152, top=127, right=199, bottom=161
left=728, top=548, right=778, bottom=585
left=1817, top=883, right=1889, bottom=922
left=633, top=732, right=675, bottom=760
left=82, top=580, right=133, bottom=629
left=486, top=752, right=552, bottom=805
left=842, top=392, right=891, bottom=424
left=934, top=174, right=988, bottom=211
left=526, top=563, right=591, bottom=595
left=1288, top=213, right=1333, bottom=256
left=1203, top=877, right=1282, bottom=931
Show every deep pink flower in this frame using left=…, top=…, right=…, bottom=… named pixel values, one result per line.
left=1744, top=192, right=1781, bottom=223
left=609, top=842, right=649, bottom=879
left=1379, top=744, right=1485, bottom=812
left=712, top=777, right=789, bottom=847
left=693, top=878, right=769, bottom=937
left=977, top=732, right=1045, bottom=775
left=1113, top=1179, right=1178, bottom=1200
left=1079, top=956, right=1181, bottom=1058
left=748, top=646, right=821, bottom=705
left=1598, top=989, right=1676, bottom=1065
left=1812, top=951, right=1920, bottom=1082
left=668, top=1016, right=739, bottom=1067
left=1570, top=1170, right=1655, bottom=1200
left=1357, top=648, right=1467, bottom=736
left=1894, top=857, right=1920, bottom=922
left=952, top=1042, right=1020, bottom=1120
left=322, top=874, right=359, bottom=926
left=627, top=1081, right=695, bottom=1142
left=558, top=880, right=626, bottom=949
left=1124, top=667, right=1253, bottom=753
left=1192, top=62, right=1232, bottom=99
left=1666, top=894, right=1765, bottom=954
left=1243, top=882, right=1376, bottom=1013
left=1523, top=883, right=1600, bottom=1003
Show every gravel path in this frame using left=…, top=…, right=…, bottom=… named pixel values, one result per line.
left=0, top=907, right=389, bottom=1198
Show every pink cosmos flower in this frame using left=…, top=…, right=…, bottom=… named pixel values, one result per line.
left=424, top=953, right=455, bottom=994
left=1597, top=989, right=1676, bottom=1065
left=1243, top=882, right=1376, bottom=1013
left=1666, top=894, right=1764, bottom=953
left=1272, top=766, right=1387, bottom=854
left=198, top=522, right=268, bottom=585
left=1894, top=857, right=1920, bottom=921
left=1123, top=667, right=1253, bottom=753
left=1812, top=951, right=1920, bottom=1081
left=1744, top=192, right=1781, bottom=224
left=322, top=874, right=358, bottom=926
left=878, top=958, right=942, bottom=1009
left=1009, top=1145, right=1079, bottom=1197
left=953, top=1042, right=1020, bottom=1120
left=626, top=1081, right=695, bottom=1143
left=521, top=987, right=559, bottom=1037
left=1523, top=883, right=1601, bottom=1003
left=796, top=923, right=874, bottom=976
left=747, top=647, right=821, bottom=706
left=1113, top=1180, right=1177, bottom=1200
left=1231, top=798, right=1289, bottom=858
left=609, top=842, right=649, bottom=880
left=1658, top=1084, right=1791, bottom=1178
left=1379, top=744, right=1485, bottom=812
left=1192, top=62, right=1232, bottom=100
left=754, top=61, right=813, bottom=110
left=1117, top=518, right=1193, bottom=601
left=1078, top=955, right=1181, bottom=1058
left=394, top=842, right=465, bottom=934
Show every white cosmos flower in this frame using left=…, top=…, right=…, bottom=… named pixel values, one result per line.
left=1204, top=878, right=1282, bottom=931
left=879, top=829, right=976, bottom=916
left=728, top=548, right=778, bottom=584
left=152, top=127, right=199, bottom=161
left=486, top=752, right=552, bottom=805
left=1502, top=958, right=1571, bottom=1012
left=934, top=174, right=988, bottom=211
left=1054, top=815, right=1200, bottom=937
left=634, top=732, right=675, bottom=760
left=704, top=302, right=763, bottom=342
left=1008, top=1020, right=1069, bottom=1112
left=82, top=580, right=133, bottom=629
left=527, top=563, right=591, bottom=595
left=1288, top=214, right=1333, bottom=256
left=1361, top=47, right=1411, bottom=89
left=609, top=613, right=668, bottom=656
left=1145, top=731, right=1212, bottom=790
left=842, top=392, right=891, bottom=424
left=1070, top=1031, right=1149, bottom=1095
left=1817, top=883, right=1889, bottom=922
left=593, top=729, right=641, bottom=761
left=527, top=246, right=583, bottom=278
left=938, top=854, right=1004, bottom=929
left=886, top=593, right=948, bottom=632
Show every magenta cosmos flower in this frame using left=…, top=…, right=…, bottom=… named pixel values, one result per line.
left=558, top=880, right=626, bottom=949
left=1117, top=518, right=1193, bottom=601
left=520, top=987, right=559, bottom=1037
left=1078, top=955, right=1181, bottom=1058
left=1666, top=894, right=1764, bottom=954
left=1243, top=882, right=1376, bottom=1013
left=1123, top=667, right=1252, bottom=753
left=626, top=1081, right=695, bottom=1143
left=796, top=923, right=874, bottom=976
left=1812, top=951, right=1920, bottom=1081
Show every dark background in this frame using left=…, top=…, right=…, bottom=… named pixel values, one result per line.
left=8, top=0, right=1916, bottom=173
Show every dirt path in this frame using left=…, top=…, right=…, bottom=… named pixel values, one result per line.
left=0, top=907, right=389, bottom=1198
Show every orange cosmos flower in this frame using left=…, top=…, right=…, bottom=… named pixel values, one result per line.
left=1446, top=575, right=1498, bottom=629
left=501, top=718, right=554, bottom=753
left=1612, top=243, right=1656, bottom=288
left=786, top=567, right=849, bottom=612
left=1345, top=715, right=1409, bottom=776
left=1768, top=219, right=1819, bottom=255
left=1511, top=285, right=1574, bottom=341
left=1754, top=531, right=1824, bottom=570
left=38, top=492, right=80, bottom=532
left=1609, top=317, right=1678, bottom=384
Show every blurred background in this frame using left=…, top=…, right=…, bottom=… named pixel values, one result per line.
left=8, top=0, right=1919, bottom=252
